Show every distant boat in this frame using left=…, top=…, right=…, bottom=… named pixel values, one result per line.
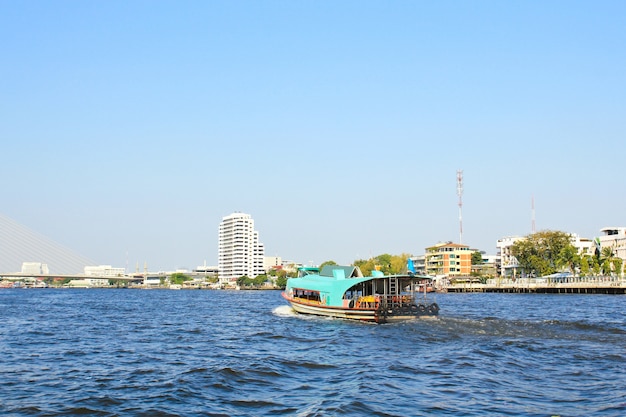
left=281, top=265, right=439, bottom=324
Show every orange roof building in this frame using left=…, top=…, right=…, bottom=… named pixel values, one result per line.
left=425, top=242, right=472, bottom=277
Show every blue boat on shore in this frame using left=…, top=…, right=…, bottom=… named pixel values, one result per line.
left=281, top=264, right=439, bottom=323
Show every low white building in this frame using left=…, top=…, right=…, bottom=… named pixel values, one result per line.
left=571, top=234, right=594, bottom=257
left=193, top=265, right=218, bottom=276
left=280, top=260, right=304, bottom=274
left=408, top=255, right=426, bottom=274
left=496, top=236, right=525, bottom=278
left=67, top=278, right=109, bottom=287
left=84, top=265, right=125, bottom=277
left=21, top=262, right=49, bottom=275
left=264, top=256, right=282, bottom=271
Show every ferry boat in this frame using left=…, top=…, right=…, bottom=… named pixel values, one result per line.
left=281, top=264, right=439, bottom=323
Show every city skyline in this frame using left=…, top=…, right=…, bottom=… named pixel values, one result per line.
left=2, top=2, right=625, bottom=270
left=0, top=210, right=621, bottom=275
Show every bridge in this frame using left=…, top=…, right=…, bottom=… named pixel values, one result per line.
left=0, top=273, right=142, bottom=282
left=0, top=213, right=98, bottom=275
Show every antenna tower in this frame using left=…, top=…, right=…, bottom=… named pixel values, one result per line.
left=456, top=170, right=464, bottom=244
left=530, top=195, right=535, bottom=234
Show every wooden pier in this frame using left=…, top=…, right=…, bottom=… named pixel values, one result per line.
left=445, top=276, right=626, bottom=294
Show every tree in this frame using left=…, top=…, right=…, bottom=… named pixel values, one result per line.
left=471, top=251, right=483, bottom=265
left=354, top=254, right=411, bottom=276
left=511, top=230, right=576, bottom=277
left=556, top=245, right=580, bottom=275
left=170, top=273, right=192, bottom=285
left=319, top=260, right=337, bottom=270
left=612, top=258, right=623, bottom=277
left=580, top=255, right=591, bottom=277
left=252, top=274, right=267, bottom=286
left=354, top=258, right=375, bottom=276
left=600, top=247, right=615, bottom=275
left=390, top=253, right=410, bottom=274
left=592, top=258, right=601, bottom=275
left=275, top=276, right=288, bottom=288
left=236, top=275, right=250, bottom=286
left=511, top=239, right=539, bottom=275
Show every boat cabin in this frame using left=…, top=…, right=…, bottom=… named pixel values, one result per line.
left=290, top=265, right=433, bottom=310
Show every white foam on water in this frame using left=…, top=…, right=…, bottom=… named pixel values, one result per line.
left=272, top=305, right=334, bottom=322
left=272, top=305, right=298, bottom=318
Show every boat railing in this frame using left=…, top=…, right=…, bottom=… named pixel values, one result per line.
left=353, top=294, right=427, bottom=309
left=379, top=294, right=416, bottom=308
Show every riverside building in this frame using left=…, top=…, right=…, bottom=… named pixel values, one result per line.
left=597, top=227, right=626, bottom=261
left=498, top=233, right=595, bottom=278
left=84, top=265, right=125, bottom=277
left=218, top=212, right=265, bottom=285
left=425, top=242, right=473, bottom=277
left=21, top=262, right=50, bottom=275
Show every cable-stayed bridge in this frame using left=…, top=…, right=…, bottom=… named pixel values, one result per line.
left=0, top=213, right=97, bottom=275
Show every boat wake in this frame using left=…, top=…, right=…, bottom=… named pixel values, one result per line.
left=272, top=305, right=298, bottom=318
left=272, top=305, right=340, bottom=322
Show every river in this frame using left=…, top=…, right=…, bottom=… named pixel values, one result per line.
left=1, top=289, right=624, bottom=416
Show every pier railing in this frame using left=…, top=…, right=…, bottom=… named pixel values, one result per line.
left=446, top=275, right=626, bottom=294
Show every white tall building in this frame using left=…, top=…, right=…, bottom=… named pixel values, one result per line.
left=218, top=212, right=265, bottom=284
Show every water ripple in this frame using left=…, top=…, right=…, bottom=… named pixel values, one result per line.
left=0, top=290, right=625, bottom=416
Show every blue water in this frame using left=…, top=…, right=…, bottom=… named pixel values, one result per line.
left=0, top=289, right=624, bottom=417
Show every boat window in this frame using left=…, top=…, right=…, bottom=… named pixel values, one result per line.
left=293, top=288, right=321, bottom=302
left=343, top=288, right=363, bottom=300
left=344, top=282, right=375, bottom=299
left=298, top=268, right=320, bottom=278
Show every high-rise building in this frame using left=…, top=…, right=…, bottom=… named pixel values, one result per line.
left=218, top=212, right=265, bottom=284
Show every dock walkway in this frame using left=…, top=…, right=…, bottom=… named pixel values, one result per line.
left=446, top=276, right=626, bottom=294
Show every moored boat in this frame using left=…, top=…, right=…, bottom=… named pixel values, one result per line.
left=281, top=265, right=439, bottom=323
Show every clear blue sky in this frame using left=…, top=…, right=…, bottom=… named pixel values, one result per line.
left=1, top=1, right=625, bottom=271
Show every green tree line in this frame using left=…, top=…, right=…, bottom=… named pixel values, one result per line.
left=511, top=230, right=623, bottom=277
left=353, top=253, right=411, bottom=276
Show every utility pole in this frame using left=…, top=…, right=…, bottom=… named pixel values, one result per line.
left=457, top=170, right=463, bottom=244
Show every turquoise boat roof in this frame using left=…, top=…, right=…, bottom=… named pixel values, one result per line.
left=287, top=265, right=376, bottom=301
left=319, top=265, right=362, bottom=278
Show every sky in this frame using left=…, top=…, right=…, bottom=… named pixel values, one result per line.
left=1, top=1, right=625, bottom=272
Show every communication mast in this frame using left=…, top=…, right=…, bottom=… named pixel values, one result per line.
left=530, top=195, right=535, bottom=234
left=457, top=170, right=463, bottom=244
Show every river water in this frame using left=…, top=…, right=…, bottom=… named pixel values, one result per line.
left=0, top=289, right=624, bottom=416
